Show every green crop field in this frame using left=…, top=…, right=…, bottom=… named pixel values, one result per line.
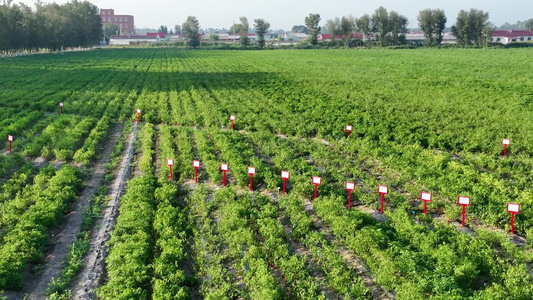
left=0, top=48, right=532, bottom=299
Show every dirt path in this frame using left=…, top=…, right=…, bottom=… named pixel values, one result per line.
left=4, top=123, right=124, bottom=300
left=70, top=122, right=138, bottom=300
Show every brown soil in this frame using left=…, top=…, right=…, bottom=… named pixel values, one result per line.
left=70, top=122, right=138, bottom=299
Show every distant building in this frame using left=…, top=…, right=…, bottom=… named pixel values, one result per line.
left=491, top=29, right=533, bottom=44
left=100, top=9, right=135, bottom=35
left=109, top=35, right=160, bottom=46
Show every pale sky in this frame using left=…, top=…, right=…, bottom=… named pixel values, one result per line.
left=16, top=0, right=533, bottom=30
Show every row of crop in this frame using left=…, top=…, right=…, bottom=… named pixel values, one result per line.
left=138, top=123, right=156, bottom=175
left=278, top=194, right=372, bottom=299
left=175, top=127, right=195, bottom=180
left=0, top=166, right=81, bottom=289
left=0, top=163, right=35, bottom=205
left=210, top=129, right=279, bottom=189
left=244, top=129, right=533, bottom=297
left=72, top=116, right=111, bottom=165
left=186, top=185, right=241, bottom=298
left=214, top=188, right=285, bottom=299
left=159, top=125, right=177, bottom=180
left=194, top=130, right=222, bottom=183
left=151, top=181, right=189, bottom=299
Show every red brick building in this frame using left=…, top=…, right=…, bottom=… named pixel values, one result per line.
left=100, top=9, right=135, bottom=35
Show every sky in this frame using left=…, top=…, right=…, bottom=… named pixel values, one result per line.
left=16, top=0, right=533, bottom=30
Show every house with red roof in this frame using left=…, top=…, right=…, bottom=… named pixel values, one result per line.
left=147, top=32, right=165, bottom=38
left=491, top=29, right=533, bottom=44
left=318, top=33, right=364, bottom=41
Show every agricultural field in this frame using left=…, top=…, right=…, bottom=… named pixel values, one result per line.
left=0, top=48, right=532, bottom=299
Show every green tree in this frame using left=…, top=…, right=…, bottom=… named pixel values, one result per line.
left=356, top=14, right=371, bottom=41
left=104, top=22, right=119, bottom=42
left=371, top=6, right=389, bottom=46
left=174, top=24, right=181, bottom=34
left=389, top=11, right=408, bottom=45
left=254, top=18, right=270, bottom=49
left=291, top=25, right=308, bottom=33
left=452, top=9, right=491, bottom=47
left=158, top=25, right=168, bottom=35
left=339, top=15, right=355, bottom=46
left=418, top=9, right=447, bottom=45
left=239, top=16, right=249, bottom=47
left=304, top=13, right=321, bottom=45
left=526, top=19, right=533, bottom=30
left=209, top=33, right=219, bottom=42
left=182, top=16, right=200, bottom=48
left=326, top=17, right=340, bottom=41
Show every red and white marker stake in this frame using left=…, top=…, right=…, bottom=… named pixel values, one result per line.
left=345, top=182, right=355, bottom=209
left=136, top=109, right=141, bottom=123
left=167, top=159, right=174, bottom=181
left=507, top=203, right=520, bottom=234
left=7, top=135, right=13, bottom=154
left=59, top=102, right=64, bottom=114
left=501, top=139, right=510, bottom=157
left=345, top=125, right=352, bottom=138
left=378, top=185, right=388, bottom=214
left=281, top=170, right=290, bottom=195
left=220, top=163, right=229, bottom=187
left=230, top=115, right=236, bottom=130
left=420, top=192, right=432, bottom=215
left=312, top=176, right=322, bottom=199
left=457, top=196, right=471, bottom=227
left=192, top=160, right=200, bottom=183
left=248, top=166, right=256, bottom=191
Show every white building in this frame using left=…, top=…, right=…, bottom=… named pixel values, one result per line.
left=491, top=29, right=533, bottom=44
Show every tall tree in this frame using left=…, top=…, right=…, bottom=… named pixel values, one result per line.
left=291, top=25, right=308, bottom=33
left=304, top=13, right=321, bottom=45
left=339, top=16, right=354, bottom=45
left=158, top=25, right=168, bottom=35
left=239, top=16, right=249, bottom=47
left=371, top=6, right=389, bottom=46
left=174, top=24, right=181, bottom=34
left=526, top=19, right=533, bottom=30
left=326, top=17, right=340, bottom=41
left=104, top=22, right=119, bottom=42
left=389, top=10, right=408, bottom=45
left=182, top=16, right=200, bottom=48
left=419, top=9, right=447, bottom=45
left=452, top=9, right=490, bottom=47
left=254, top=18, right=270, bottom=49
left=356, top=14, right=371, bottom=41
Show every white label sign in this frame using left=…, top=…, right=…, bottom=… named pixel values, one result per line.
left=221, top=164, right=228, bottom=171
left=59, top=102, right=64, bottom=107
left=136, top=109, right=141, bottom=114
left=345, top=182, right=355, bottom=191
left=458, top=196, right=470, bottom=206
left=507, top=203, right=520, bottom=213
left=378, top=185, right=388, bottom=194
left=281, top=171, right=290, bottom=179
left=346, top=125, right=352, bottom=131
left=193, top=160, right=200, bottom=168
left=167, top=159, right=174, bottom=166
left=502, top=139, right=510, bottom=145
left=248, top=167, right=256, bottom=175
left=312, top=176, right=322, bottom=185
left=421, top=192, right=432, bottom=201
left=230, top=115, right=236, bottom=121
left=7, top=135, right=13, bottom=142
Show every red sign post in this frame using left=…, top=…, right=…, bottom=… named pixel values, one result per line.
left=378, top=185, right=388, bottom=214
left=501, top=139, right=510, bottom=157
left=230, top=115, right=236, bottom=130
left=7, top=135, right=13, bottom=154
left=345, top=125, right=352, bottom=138
left=457, top=196, right=471, bottom=227
left=167, top=159, right=174, bottom=180
left=281, top=171, right=290, bottom=195
left=420, top=192, right=432, bottom=215
left=345, top=182, right=355, bottom=209
left=220, top=163, right=229, bottom=187
left=136, top=109, right=141, bottom=123
left=59, top=102, right=64, bottom=114
left=507, top=203, right=520, bottom=234
left=248, top=167, right=256, bottom=191
left=192, top=160, right=200, bottom=183
left=312, top=176, right=322, bottom=199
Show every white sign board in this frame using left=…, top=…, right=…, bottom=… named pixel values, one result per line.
left=346, top=125, right=352, bottom=131
left=281, top=171, right=290, bottom=179
left=193, top=160, right=200, bottom=168
left=7, top=135, right=13, bottom=142
left=502, top=139, right=510, bottom=145
left=136, top=109, right=141, bottom=114
left=507, top=203, right=520, bottom=213
left=167, top=159, right=174, bottom=166
left=59, top=102, right=64, bottom=107
left=378, top=185, right=389, bottom=194
left=345, top=182, right=355, bottom=191
left=458, top=196, right=470, bottom=206
left=230, top=115, right=236, bottom=121
left=312, top=176, right=322, bottom=185
left=421, top=192, right=432, bottom=201
left=248, top=167, right=256, bottom=175
left=221, top=164, right=228, bottom=171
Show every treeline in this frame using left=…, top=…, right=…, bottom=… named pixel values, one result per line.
left=0, top=0, right=102, bottom=52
